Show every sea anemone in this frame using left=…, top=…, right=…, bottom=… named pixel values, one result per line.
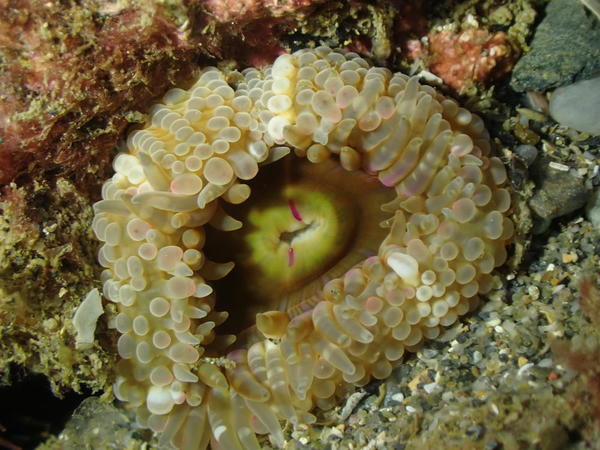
left=92, top=46, right=513, bottom=449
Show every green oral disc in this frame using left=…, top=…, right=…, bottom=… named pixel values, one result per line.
left=244, top=183, right=356, bottom=294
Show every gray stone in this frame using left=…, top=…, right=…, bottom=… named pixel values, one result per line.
left=586, top=187, right=600, bottom=227
left=549, top=76, right=600, bottom=135
left=510, top=0, right=600, bottom=92
left=53, top=397, right=140, bottom=449
left=529, top=160, right=590, bottom=220
left=515, top=144, right=538, bottom=167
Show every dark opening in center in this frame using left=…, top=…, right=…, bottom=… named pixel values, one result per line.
left=203, top=154, right=393, bottom=346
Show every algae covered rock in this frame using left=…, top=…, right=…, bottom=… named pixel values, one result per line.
left=0, top=179, right=113, bottom=394
left=510, top=0, right=600, bottom=92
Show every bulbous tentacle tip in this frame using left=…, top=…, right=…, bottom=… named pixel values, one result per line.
left=256, top=311, right=290, bottom=339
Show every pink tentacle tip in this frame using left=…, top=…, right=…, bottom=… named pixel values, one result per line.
left=288, top=247, right=295, bottom=267
left=288, top=199, right=303, bottom=222
left=365, top=296, right=384, bottom=314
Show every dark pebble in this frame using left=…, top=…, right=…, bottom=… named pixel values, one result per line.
left=510, top=0, right=600, bottom=92
left=515, top=144, right=538, bottom=167
left=529, top=159, right=590, bottom=220
left=466, top=424, right=485, bottom=440
left=485, top=440, right=502, bottom=450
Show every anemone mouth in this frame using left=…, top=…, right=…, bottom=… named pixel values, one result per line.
left=205, top=155, right=393, bottom=343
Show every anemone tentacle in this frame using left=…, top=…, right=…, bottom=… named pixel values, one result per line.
left=93, top=46, right=512, bottom=449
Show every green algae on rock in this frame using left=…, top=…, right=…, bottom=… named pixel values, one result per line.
left=0, top=179, right=112, bottom=395
left=510, top=0, right=600, bottom=92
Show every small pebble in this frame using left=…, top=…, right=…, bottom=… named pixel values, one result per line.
left=390, top=393, right=404, bottom=403
left=423, top=383, right=439, bottom=394
left=466, top=424, right=485, bottom=440
left=550, top=75, right=600, bottom=135
left=515, top=144, right=538, bottom=167
left=485, top=439, right=501, bottom=450
left=585, top=187, right=600, bottom=227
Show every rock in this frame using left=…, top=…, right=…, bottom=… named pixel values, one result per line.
left=549, top=76, right=600, bottom=135
left=586, top=188, right=600, bottom=227
left=421, top=29, right=518, bottom=92
left=515, top=144, right=538, bottom=167
left=510, top=0, right=600, bottom=92
left=529, top=159, right=590, bottom=220
left=51, top=397, right=140, bottom=448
